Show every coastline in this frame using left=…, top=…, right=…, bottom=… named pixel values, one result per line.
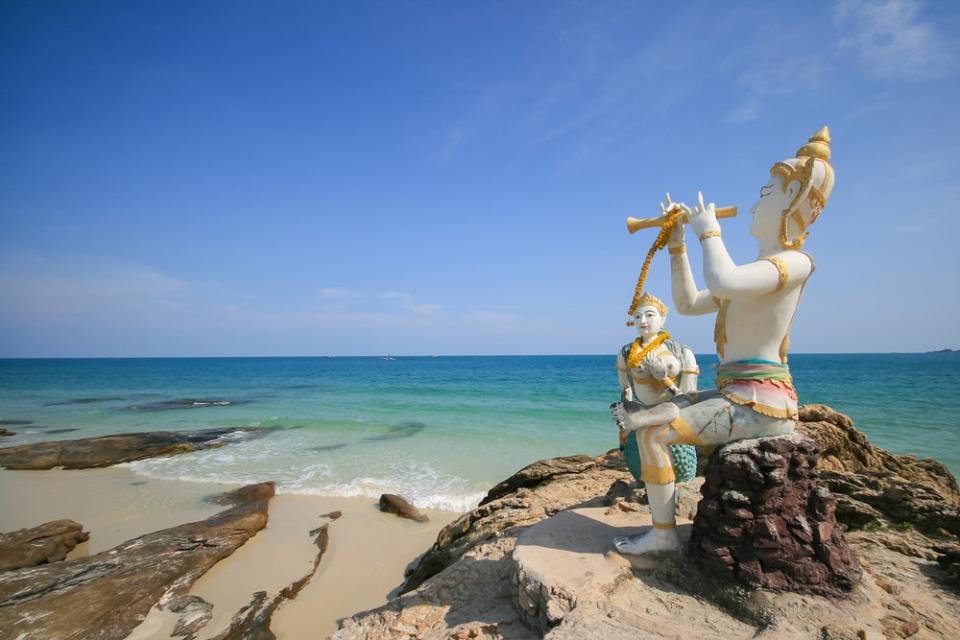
left=0, top=467, right=458, bottom=638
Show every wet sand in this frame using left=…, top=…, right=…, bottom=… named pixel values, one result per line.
left=0, top=467, right=458, bottom=639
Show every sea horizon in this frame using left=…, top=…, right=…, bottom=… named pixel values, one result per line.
left=2, top=353, right=958, bottom=512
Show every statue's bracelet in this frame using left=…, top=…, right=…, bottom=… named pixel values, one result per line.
left=668, top=244, right=686, bottom=256
left=699, top=230, right=722, bottom=242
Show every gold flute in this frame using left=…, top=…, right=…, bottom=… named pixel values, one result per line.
left=626, top=206, right=737, bottom=234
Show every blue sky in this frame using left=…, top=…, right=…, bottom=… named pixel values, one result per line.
left=1, top=1, right=958, bottom=356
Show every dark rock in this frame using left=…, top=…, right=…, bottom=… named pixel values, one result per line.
left=689, top=433, right=862, bottom=597
left=480, top=454, right=596, bottom=505
left=362, top=420, right=427, bottom=442
left=0, top=482, right=274, bottom=639
left=0, top=419, right=32, bottom=426
left=45, top=397, right=125, bottom=406
left=45, top=428, right=79, bottom=434
left=0, top=520, right=89, bottom=571
left=0, top=426, right=273, bottom=470
left=124, top=398, right=252, bottom=411
left=0, top=428, right=14, bottom=437
left=379, top=494, right=429, bottom=522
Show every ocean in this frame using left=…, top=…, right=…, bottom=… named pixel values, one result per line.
left=1, top=354, right=957, bottom=512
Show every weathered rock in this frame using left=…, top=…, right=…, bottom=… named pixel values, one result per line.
left=797, top=405, right=960, bottom=535
left=0, top=519, right=89, bottom=572
left=0, top=482, right=275, bottom=639
left=689, top=433, right=862, bottom=597
left=379, top=494, right=429, bottom=523
left=0, top=426, right=274, bottom=470
left=400, top=450, right=634, bottom=593
left=0, top=428, right=15, bottom=437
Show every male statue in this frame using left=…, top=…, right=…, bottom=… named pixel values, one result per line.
left=611, top=127, right=834, bottom=555
left=616, top=293, right=699, bottom=485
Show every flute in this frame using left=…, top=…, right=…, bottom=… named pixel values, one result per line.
left=626, top=206, right=737, bottom=234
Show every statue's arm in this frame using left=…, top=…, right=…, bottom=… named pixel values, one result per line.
left=669, top=227, right=720, bottom=316
left=701, top=244, right=813, bottom=299
left=679, top=347, right=699, bottom=394
left=615, top=351, right=632, bottom=400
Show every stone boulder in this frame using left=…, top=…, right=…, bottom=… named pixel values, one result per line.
left=797, top=405, right=960, bottom=535
left=379, top=494, right=429, bottom=522
left=0, top=519, right=89, bottom=572
left=0, top=482, right=275, bottom=639
left=689, top=433, right=862, bottom=597
left=0, top=426, right=273, bottom=470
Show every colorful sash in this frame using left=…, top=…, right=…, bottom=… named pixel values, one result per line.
left=716, top=359, right=798, bottom=420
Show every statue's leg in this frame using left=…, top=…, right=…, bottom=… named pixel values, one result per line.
left=613, top=396, right=794, bottom=556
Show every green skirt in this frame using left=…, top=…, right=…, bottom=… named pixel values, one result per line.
left=622, top=431, right=698, bottom=484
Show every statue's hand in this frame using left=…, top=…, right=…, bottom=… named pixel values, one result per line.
left=642, top=353, right=668, bottom=380
left=610, top=402, right=629, bottom=429
left=689, top=191, right=721, bottom=238
left=661, top=193, right=686, bottom=249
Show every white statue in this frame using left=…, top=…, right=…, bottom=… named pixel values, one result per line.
left=616, top=293, right=700, bottom=486
left=617, top=293, right=699, bottom=405
left=612, top=127, right=835, bottom=555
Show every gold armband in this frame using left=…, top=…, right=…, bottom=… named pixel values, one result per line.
left=699, top=230, right=721, bottom=242
left=682, top=368, right=700, bottom=375
left=660, top=376, right=676, bottom=389
left=668, top=244, right=686, bottom=256
left=763, top=256, right=789, bottom=292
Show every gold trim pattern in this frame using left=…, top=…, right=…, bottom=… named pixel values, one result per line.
left=714, top=298, right=729, bottom=358
left=652, top=520, right=677, bottom=530
left=699, top=230, right=721, bottom=242
left=668, top=244, right=686, bottom=255
left=670, top=416, right=703, bottom=445
left=763, top=256, right=789, bottom=292
left=641, top=463, right=676, bottom=485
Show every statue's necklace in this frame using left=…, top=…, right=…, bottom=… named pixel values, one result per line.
left=627, top=331, right=671, bottom=369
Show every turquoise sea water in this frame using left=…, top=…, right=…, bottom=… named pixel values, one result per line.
left=1, top=354, right=957, bottom=511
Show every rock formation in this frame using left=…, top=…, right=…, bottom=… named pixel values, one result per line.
left=379, top=494, right=429, bottom=522
left=0, top=519, right=89, bottom=571
left=337, top=405, right=960, bottom=639
left=0, top=426, right=274, bottom=470
left=0, top=482, right=275, bottom=639
left=688, top=433, right=862, bottom=597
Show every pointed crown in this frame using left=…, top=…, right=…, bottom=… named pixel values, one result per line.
left=769, top=126, right=835, bottom=249
left=633, top=292, right=668, bottom=318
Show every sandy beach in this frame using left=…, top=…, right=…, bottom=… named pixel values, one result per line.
left=0, top=467, right=458, bottom=638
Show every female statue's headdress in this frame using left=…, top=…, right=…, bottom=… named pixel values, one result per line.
left=770, top=126, right=835, bottom=249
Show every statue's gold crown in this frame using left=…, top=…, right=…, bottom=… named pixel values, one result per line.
left=796, top=126, right=831, bottom=162
left=633, top=292, right=668, bottom=318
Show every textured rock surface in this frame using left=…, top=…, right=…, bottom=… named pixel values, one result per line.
left=797, top=404, right=960, bottom=536
left=0, top=482, right=274, bottom=640
left=400, top=452, right=634, bottom=594
left=335, top=405, right=960, bottom=639
left=0, top=519, right=89, bottom=572
left=0, top=426, right=273, bottom=470
left=0, top=428, right=14, bottom=437
left=379, top=494, right=429, bottom=523
left=689, top=433, right=862, bottom=597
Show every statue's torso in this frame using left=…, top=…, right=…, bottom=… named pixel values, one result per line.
left=620, top=342, right=681, bottom=405
left=715, top=280, right=806, bottom=364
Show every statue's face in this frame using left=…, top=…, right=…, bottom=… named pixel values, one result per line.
left=633, top=305, right=664, bottom=339
left=750, top=173, right=797, bottom=241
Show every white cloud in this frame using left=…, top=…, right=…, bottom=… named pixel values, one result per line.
left=319, top=287, right=362, bottom=304
left=835, top=0, right=952, bottom=80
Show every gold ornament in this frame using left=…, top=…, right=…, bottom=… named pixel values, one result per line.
left=770, top=126, right=835, bottom=250
left=626, top=209, right=683, bottom=321
left=626, top=330, right=672, bottom=369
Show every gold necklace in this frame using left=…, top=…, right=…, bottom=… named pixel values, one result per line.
left=627, top=331, right=671, bottom=369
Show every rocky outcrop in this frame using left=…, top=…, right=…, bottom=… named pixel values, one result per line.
left=0, top=482, right=275, bottom=639
left=0, top=428, right=14, bottom=437
left=797, top=405, right=960, bottom=535
left=689, top=434, right=862, bottom=597
left=0, top=426, right=274, bottom=470
left=0, top=520, right=89, bottom=572
left=337, top=405, right=960, bottom=639
left=379, top=494, right=429, bottom=523
left=399, top=452, right=634, bottom=593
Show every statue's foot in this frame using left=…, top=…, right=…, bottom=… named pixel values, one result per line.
left=612, top=528, right=682, bottom=555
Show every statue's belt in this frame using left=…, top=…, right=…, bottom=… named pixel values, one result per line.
left=715, top=360, right=792, bottom=387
